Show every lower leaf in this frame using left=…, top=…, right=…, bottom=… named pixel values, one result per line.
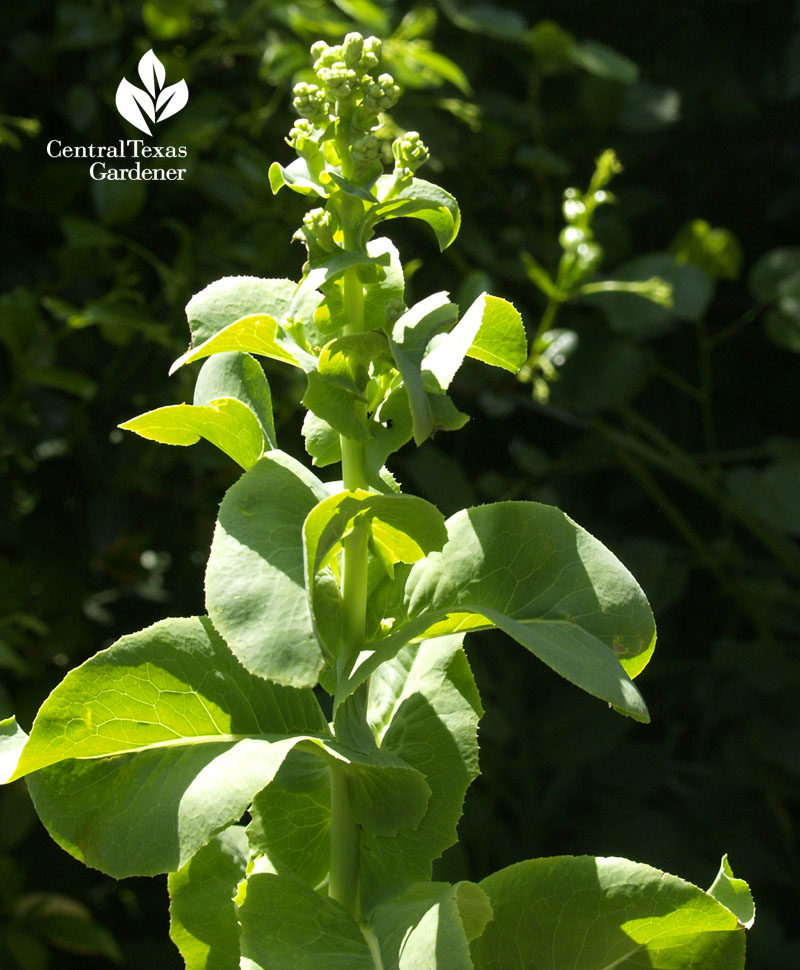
left=169, top=826, right=248, bottom=970
left=471, top=856, right=749, bottom=970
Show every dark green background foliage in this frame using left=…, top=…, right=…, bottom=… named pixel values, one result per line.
left=1, top=0, right=799, bottom=966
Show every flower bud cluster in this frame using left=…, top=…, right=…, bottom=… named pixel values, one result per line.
left=392, top=130, right=429, bottom=180
left=302, top=207, right=336, bottom=252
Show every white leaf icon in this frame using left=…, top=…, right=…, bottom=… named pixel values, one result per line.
left=156, top=79, right=189, bottom=123
left=138, top=49, right=166, bottom=98
left=115, top=78, right=155, bottom=135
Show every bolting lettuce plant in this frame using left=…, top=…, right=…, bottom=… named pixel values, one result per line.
left=0, top=33, right=754, bottom=970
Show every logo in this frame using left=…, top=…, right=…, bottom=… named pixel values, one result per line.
left=115, top=50, right=189, bottom=136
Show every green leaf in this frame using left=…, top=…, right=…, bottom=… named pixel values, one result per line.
left=118, top=399, right=265, bottom=469
left=238, top=872, right=373, bottom=969
left=302, top=411, right=342, bottom=468
left=168, top=826, right=249, bottom=970
left=302, top=370, right=371, bottom=441
left=471, top=856, right=747, bottom=969
left=363, top=237, right=406, bottom=330
left=370, top=881, right=491, bottom=970
left=439, top=0, right=529, bottom=41
left=193, top=352, right=277, bottom=449
left=373, top=177, right=461, bottom=250
left=205, top=452, right=331, bottom=688
left=268, top=158, right=330, bottom=198
left=423, top=293, right=527, bottom=388
left=17, top=616, right=328, bottom=876
left=345, top=502, right=655, bottom=722
left=186, top=277, right=297, bottom=346
left=303, top=490, right=446, bottom=661
left=388, top=338, right=433, bottom=444
left=707, top=855, right=756, bottom=929
left=246, top=749, right=331, bottom=887
left=358, top=635, right=482, bottom=911
left=391, top=292, right=459, bottom=355
left=304, top=490, right=447, bottom=578
left=170, top=313, right=314, bottom=375
left=0, top=717, right=28, bottom=784
left=295, top=250, right=388, bottom=316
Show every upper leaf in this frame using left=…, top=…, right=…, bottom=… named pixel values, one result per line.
left=205, top=451, right=332, bottom=688
left=193, top=351, right=278, bottom=449
left=342, top=502, right=655, bottom=722
left=185, top=277, right=298, bottom=347
left=423, top=293, right=527, bottom=388
left=118, top=399, right=265, bottom=470
left=371, top=176, right=461, bottom=250
left=471, top=856, right=747, bottom=970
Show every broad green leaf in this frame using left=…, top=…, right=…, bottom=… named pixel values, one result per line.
left=312, top=237, right=404, bottom=334
left=726, top=458, right=800, bottom=536
left=363, top=237, right=405, bottom=330
left=423, top=293, right=527, bottom=389
left=293, top=250, right=388, bottom=316
left=246, top=749, right=331, bottom=888
left=168, top=826, right=249, bottom=970
left=303, top=490, right=446, bottom=666
left=707, top=855, right=756, bottom=929
left=17, top=616, right=328, bottom=876
left=439, top=0, right=529, bottom=41
left=170, top=314, right=314, bottom=375
left=205, top=452, right=332, bottom=687
left=238, top=872, right=373, bottom=970
left=0, top=716, right=28, bottom=784
left=193, top=352, right=277, bottom=449
left=370, top=881, right=490, bottom=970
left=302, top=411, right=341, bottom=467
left=118, top=399, right=265, bottom=469
left=302, top=370, right=371, bottom=441
left=318, top=332, right=391, bottom=393
left=186, top=277, right=296, bottom=346
left=372, top=176, right=461, bottom=250
left=391, top=292, right=458, bottom=355
left=471, top=856, right=747, bottom=970
left=344, top=502, right=655, bottom=722
left=304, top=490, right=447, bottom=578
left=359, top=635, right=482, bottom=911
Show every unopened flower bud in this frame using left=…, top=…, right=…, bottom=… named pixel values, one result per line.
left=352, top=133, right=380, bottom=167
left=318, top=62, right=358, bottom=101
left=302, top=207, right=335, bottom=250
left=392, top=131, right=429, bottom=174
left=362, top=74, right=401, bottom=114
left=360, top=36, right=382, bottom=71
left=342, top=32, right=364, bottom=68
left=286, top=118, right=318, bottom=152
left=292, top=82, right=330, bottom=124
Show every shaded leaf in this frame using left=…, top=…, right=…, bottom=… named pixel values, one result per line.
left=168, top=826, right=248, bottom=970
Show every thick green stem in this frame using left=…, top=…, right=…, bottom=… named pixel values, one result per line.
left=330, top=258, right=370, bottom=915
left=328, top=763, right=360, bottom=918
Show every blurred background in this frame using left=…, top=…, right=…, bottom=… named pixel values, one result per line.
left=2, top=0, right=799, bottom=966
